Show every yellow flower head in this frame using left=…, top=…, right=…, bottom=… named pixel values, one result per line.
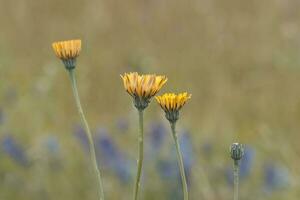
left=52, top=39, right=81, bottom=69
left=121, top=72, right=168, bottom=110
left=156, top=92, right=191, bottom=123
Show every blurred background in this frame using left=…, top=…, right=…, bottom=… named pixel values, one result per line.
left=0, top=0, right=300, bottom=199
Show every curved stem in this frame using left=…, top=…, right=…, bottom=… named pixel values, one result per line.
left=233, top=160, right=240, bottom=200
left=68, top=69, right=105, bottom=200
left=133, top=110, right=144, bottom=200
left=171, top=122, right=189, bottom=200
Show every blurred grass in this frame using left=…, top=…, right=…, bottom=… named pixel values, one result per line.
left=1, top=0, right=300, bottom=199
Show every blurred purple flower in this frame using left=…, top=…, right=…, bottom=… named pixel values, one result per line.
left=149, top=122, right=166, bottom=151
left=1, top=135, right=28, bottom=166
left=179, top=131, right=194, bottom=168
left=157, top=159, right=183, bottom=199
left=157, top=159, right=178, bottom=179
left=264, top=163, right=289, bottom=192
left=113, top=156, right=132, bottom=183
left=95, top=128, right=132, bottom=183
left=240, top=146, right=255, bottom=177
left=95, top=128, right=118, bottom=167
left=157, top=130, right=194, bottom=186
left=179, top=130, right=194, bottom=186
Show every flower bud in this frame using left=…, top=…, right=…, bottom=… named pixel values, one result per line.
left=230, top=143, right=244, bottom=161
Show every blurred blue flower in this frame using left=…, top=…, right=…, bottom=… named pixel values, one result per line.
left=73, top=125, right=89, bottom=152
left=225, top=145, right=255, bottom=185
left=113, top=155, right=132, bottom=183
left=157, top=159, right=178, bottom=179
left=95, top=128, right=132, bottom=183
left=157, top=130, right=194, bottom=186
left=95, top=128, right=119, bottom=167
left=240, top=146, right=255, bottom=177
left=116, top=118, right=129, bottom=133
left=264, top=163, right=290, bottom=192
left=148, top=122, right=166, bottom=151
left=179, top=130, right=194, bottom=186
left=1, top=135, right=29, bottom=166
left=179, top=131, right=194, bottom=169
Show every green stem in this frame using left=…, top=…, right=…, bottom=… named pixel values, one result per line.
left=68, top=69, right=105, bottom=200
left=233, top=160, right=240, bottom=200
left=171, top=122, right=189, bottom=200
left=133, top=110, right=144, bottom=200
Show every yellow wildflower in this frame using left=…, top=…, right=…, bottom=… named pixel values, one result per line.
left=52, top=39, right=81, bottom=69
left=156, top=92, right=191, bottom=122
left=121, top=72, right=167, bottom=110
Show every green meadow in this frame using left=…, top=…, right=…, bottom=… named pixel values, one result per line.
left=0, top=0, right=299, bottom=199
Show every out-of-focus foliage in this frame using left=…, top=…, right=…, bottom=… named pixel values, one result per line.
left=0, top=0, right=300, bottom=199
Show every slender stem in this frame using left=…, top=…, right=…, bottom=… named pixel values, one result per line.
left=233, top=160, right=240, bottom=200
left=171, top=122, right=189, bottom=200
left=133, top=109, right=144, bottom=200
left=68, top=69, right=105, bottom=200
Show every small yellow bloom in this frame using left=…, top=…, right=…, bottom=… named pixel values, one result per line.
left=156, top=92, right=191, bottom=123
left=52, top=39, right=81, bottom=70
left=121, top=72, right=167, bottom=110
left=52, top=39, right=81, bottom=60
left=156, top=93, right=191, bottom=111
